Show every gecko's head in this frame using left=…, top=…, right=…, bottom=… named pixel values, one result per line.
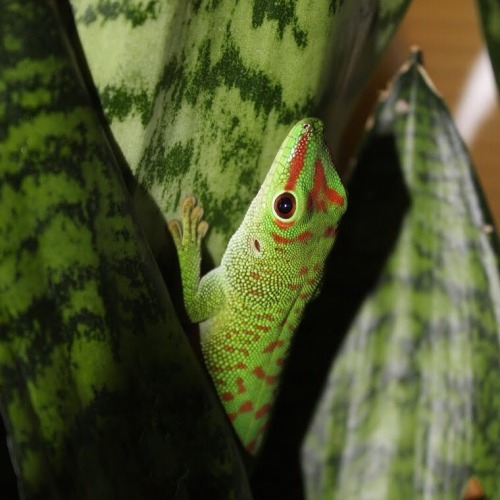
left=249, top=118, right=347, bottom=262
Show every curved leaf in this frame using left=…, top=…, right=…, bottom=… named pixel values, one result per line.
left=0, top=1, right=250, bottom=498
left=302, top=49, right=500, bottom=498
left=476, top=0, right=500, bottom=90
left=71, top=0, right=411, bottom=261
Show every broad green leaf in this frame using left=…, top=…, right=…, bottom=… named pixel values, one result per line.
left=0, top=1, right=250, bottom=498
left=302, top=50, right=500, bottom=498
left=477, top=0, right=500, bottom=90
left=71, top=0, right=411, bottom=262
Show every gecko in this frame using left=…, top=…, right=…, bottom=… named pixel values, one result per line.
left=168, top=118, right=347, bottom=455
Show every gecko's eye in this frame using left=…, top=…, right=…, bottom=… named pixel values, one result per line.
left=274, top=192, right=296, bottom=220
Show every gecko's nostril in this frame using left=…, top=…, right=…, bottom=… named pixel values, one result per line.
left=254, top=239, right=261, bottom=252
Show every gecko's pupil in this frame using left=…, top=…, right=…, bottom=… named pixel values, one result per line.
left=274, top=192, right=296, bottom=220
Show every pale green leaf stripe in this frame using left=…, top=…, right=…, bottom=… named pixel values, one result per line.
left=302, top=50, right=500, bottom=499
left=72, top=0, right=411, bottom=263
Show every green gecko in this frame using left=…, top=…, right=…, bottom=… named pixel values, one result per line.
left=168, top=118, right=347, bottom=455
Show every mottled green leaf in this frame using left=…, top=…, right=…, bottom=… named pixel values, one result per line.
left=71, top=0, right=411, bottom=262
left=0, top=1, right=250, bottom=498
left=302, top=49, right=500, bottom=498
left=477, top=0, right=500, bottom=90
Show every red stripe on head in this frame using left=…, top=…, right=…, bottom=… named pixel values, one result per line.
left=307, top=159, right=345, bottom=213
left=272, top=230, right=313, bottom=245
left=274, top=218, right=295, bottom=230
left=284, top=132, right=310, bottom=191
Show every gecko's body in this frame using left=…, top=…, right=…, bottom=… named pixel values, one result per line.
left=169, top=118, right=346, bottom=454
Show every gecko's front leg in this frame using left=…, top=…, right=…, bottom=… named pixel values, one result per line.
left=168, top=196, right=224, bottom=324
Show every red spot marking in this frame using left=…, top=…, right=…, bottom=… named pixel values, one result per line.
left=307, top=160, right=345, bottom=213
left=249, top=289, right=262, bottom=296
left=243, top=330, right=261, bottom=341
left=255, top=324, right=270, bottom=332
left=249, top=271, right=260, bottom=279
left=246, top=440, right=256, bottom=453
left=276, top=358, right=285, bottom=366
left=272, top=233, right=292, bottom=245
left=287, top=283, right=300, bottom=291
left=240, top=400, right=253, bottom=413
left=313, top=263, right=321, bottom=272
left=284, top=132, right=310, bottom=191
left=235, top=362, right=247, bottom=370
left=258, top=421, right=269, bottom=435
left=307, top=278, right=316, bottom=285
left=221, top=392, right=234, bottom=401
left=263, top=340, right=284, bottom=353
left=299, top=292, right=310, bottom=300
left=297, top=230, right=313, bottom=242
left=278, top=318, right=286, bottom=327
left=274, top=219, right=294, bottom=230
left=253, top=366, right=278, bottom=385
left=299, top=266, right=308, bottom=275
left=223, top=345, right=250, bottom=357
left=324, top=225, right=337, bottom=238
left=255, top=403, right=271, bottom=419
left=215, top=378, right=226, bottom=386
left=225, top=332, right=232, bottom=340
left=257, top=313, right=275, bottom=322
left=228, top=400, right=253, bottom=422
left=272, top=230, right=312, bottom=245
left=236, top=377, right=246, bottom=394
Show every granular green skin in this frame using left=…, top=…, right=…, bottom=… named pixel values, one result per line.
left=169, top=119, right=347, bottom=454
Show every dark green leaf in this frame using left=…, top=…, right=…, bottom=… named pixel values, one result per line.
left=0, top=2, right=250, bottom=498
left=303, top=49, right=500, bottom=498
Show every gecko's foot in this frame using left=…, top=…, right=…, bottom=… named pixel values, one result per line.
left=168, top=196, right=209, bottom=250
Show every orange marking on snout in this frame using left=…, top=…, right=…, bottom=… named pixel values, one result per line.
left=307, top=160, right=345, bottom=213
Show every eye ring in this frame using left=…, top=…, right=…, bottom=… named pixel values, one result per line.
left=273, top=192, right=296, bottom=220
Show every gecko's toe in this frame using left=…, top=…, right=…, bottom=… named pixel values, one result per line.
left=167, top=220, right=182, bottom=247
left=197, top=220, right=209, bottom=243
